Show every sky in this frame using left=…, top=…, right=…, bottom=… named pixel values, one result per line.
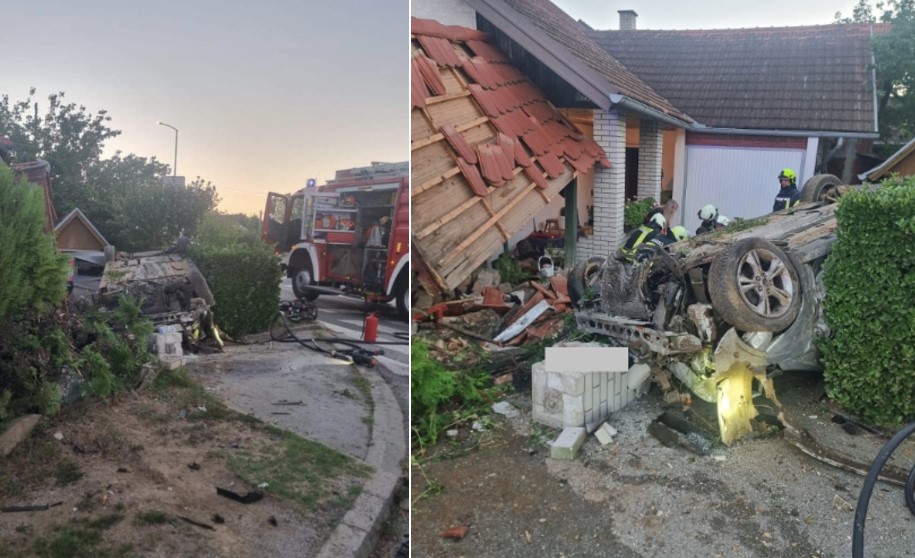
left=1, top=0, right=408, bottom=215
left=552, top=0, right=864, bottom=29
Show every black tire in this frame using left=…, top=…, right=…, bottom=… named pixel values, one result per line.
left=707, top=238, right=801, bottom=332
left=568, top=256, right=605, bottom=308
left=799, top=174, right=843, bottom=204
left=395, top=275, right=409, bottom=321
left=291, top=267, right=320, bottom=301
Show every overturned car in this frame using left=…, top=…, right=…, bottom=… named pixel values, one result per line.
left=570, top=175, right=852, bottom=443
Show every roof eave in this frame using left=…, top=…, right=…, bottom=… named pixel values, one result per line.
left=688, top=124, right=880, bottom=139
left=858, top=136, right=915, bottom=181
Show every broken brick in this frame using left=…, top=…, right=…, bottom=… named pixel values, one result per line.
left=441, top=525, right=469, bottom=540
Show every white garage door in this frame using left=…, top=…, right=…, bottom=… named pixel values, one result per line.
left=681, top=145, right=807, bottom=234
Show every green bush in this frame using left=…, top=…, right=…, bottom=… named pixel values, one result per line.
left=820, top=175, right=915, bottom=425
left=0, top=165, right=68, bottom=322
left=624, top=197, right=655, bottom=230
left=190, top=217, right=281, bottom=337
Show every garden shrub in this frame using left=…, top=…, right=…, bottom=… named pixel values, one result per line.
left=190, top=214, right=282, bottom=337
left=624, top=197, right=655, bottom=230
left=0, top=165, right=68, bottom=322
left=820, top=174, right=915, bottom=425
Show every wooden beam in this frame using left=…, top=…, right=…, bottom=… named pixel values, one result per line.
left=440, top=181, right=538, bottom=266
left=426, top=90, right=472, bottom=106
left=480, top=198, right=510, bottom=241
left=413, top=167, right=461, bottom=196
left=415, top=195, right=484, bottom=239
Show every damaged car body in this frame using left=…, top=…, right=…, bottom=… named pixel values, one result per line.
left=572, top=175, right=851, bottom=444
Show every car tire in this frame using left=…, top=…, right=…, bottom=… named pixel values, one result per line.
left=395, top=276, right=409, bottom=321
left=291, top=267, right=320, bottom=301
left=568, top=256, right=605, bottom=308
left=799, top=174, right=843, bottom=204
left=707, top=238, right=801, bottom=332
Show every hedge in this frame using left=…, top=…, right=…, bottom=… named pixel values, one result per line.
left=190, top=214, right=282, bottom=337
left=820, top=175, right=915, bottom=425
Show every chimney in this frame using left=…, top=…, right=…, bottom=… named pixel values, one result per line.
left=618, top=9, right=638, bottom=31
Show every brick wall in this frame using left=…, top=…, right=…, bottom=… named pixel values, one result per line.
left=637, top=119, right=662, bottom=201
left=578, top=109, right=626, bottom=263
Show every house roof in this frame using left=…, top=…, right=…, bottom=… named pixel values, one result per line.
left=859, top=136, right=915, bottom=181
left=588, top=24, right=886, bottom=135
left=411, top=16, right=609, bottom=293
left=464, top=0, right=692, bottom=125
left=55, top=208, right=110, bottom=248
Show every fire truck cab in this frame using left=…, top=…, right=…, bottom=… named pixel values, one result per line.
left=261, top=162, right=409, bottom=319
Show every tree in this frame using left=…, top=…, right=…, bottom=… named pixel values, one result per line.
left=0, top=88, right=220, bottom=251
left=836, top=0, right=915, bottom=144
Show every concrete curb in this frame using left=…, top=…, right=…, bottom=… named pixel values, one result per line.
left=315, top=364, right=406, bottom=558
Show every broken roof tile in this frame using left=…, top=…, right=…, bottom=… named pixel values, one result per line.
left=414, top=54, right=446, bottom=96
left=416, top=34, right=463, bottom=67
left=477, top=143, right=505, bottom=187
left=468, top=84, right=501, bottom=118
left=525, top=165, right=550, bottom=189
left=411, top=70, right=428, bottom=110
left=538, top=150, right=565, bottom=179
left=491, top=144, right=515, bottom=182
left=441, top=124, right=477, bottom=164
left=455, top=157, right=489, bottom=197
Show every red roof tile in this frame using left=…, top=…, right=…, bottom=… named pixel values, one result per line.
left=414, top=54, right=446, bottom=96
left=456, top=157, right=490, bottom=196
left=441, top=124, right=477, bottom=164
left=477, top=143, right=505, bottom=186
left=411, top=72, right=427, bottom=110
left=491, top=144, right=514, bottom=181
left=462, top=58, right=506, bottom=89
left=411, top=17, right=489, bottom=42
left=465, top=39, right=511, bottom=63
left=520, top=122, right=551, bottom=156
left=513, top=138, right=532, bottom=168
left=538, top=150, right=565, bottom=179
left=525, top=165, right=549, bottom=189
left=521, top=101, right=555, bottom=124
left=468, top=84, right=501, bottom=118
left=416, top=34, right=463, bottom=67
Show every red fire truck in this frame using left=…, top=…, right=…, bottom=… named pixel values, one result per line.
left=261, top=162, right=410, bottom=318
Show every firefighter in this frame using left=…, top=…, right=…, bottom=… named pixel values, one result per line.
left=621, top=213, right=666, bottom=261
left=773, top=168, right=800, bottom=212
left=696, top=204, right=726, bottom=235
left=668, top=225, right=689, bottom=243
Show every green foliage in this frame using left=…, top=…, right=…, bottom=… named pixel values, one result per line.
left=0, top=89, right=219, bottom=252
left=624, top=197, right=655, bottom=230
left=494, top=253, right=525, bottom=285
left=190, top=231, right=282, bottom=337
left=411, top=340, right=456, bottom=430
left=836, top=1, right=915, bottom=142
left=194, top=212, right=261, bottom=247
left=0, top=165, right=69, bottom=322
left=820, top=174, right=915, bottom=425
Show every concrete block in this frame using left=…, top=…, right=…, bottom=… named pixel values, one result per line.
left=595, top=422, right=618, bottom=445
left=149, top=332, right=183, bottom=358
left=550, top=427, right=586, bottom=460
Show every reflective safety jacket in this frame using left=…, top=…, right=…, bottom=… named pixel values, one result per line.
left=621, top=225, right=659, bottom=260
left=773, top=184, right=800, bottom=212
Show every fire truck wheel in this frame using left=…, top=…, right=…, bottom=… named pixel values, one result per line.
left=395, top=278, right=409, bottom=320
left=291, top=268, right=320, bottom=301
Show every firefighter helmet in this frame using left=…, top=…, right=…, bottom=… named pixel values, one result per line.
left=671, top=225, right=689, bottom=242
left=648, top=213, right=667, bottom=230
left=716, top=215, right=731, bottom=227
left=697, top=204, right=718, bottom=221
left=778, top=168, right=797, bottom=183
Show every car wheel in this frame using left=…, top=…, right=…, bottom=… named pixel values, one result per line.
left=799, top=174, right=843, bottom=204
left=291, top=267, right=319, bottom=301
left=708, top=238, right=801, bottom=332
left=395, top=277, right=409, bottom=321
left=568, top=256, right=605, bottom=308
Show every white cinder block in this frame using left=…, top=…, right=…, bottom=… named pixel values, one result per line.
left=551, top=427, right=586, bottom=460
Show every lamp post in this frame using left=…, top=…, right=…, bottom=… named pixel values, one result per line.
left=156, top=121, right=178, bottom=177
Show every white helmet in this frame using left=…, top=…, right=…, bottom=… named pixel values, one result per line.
left=698, top=204, right=718, bottom=221
left=648, top=213, right=667, bottom=229
left=716, top=215, right=731, bottom=227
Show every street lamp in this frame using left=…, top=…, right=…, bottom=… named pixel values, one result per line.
left=156, top=121, right=178, bottom=177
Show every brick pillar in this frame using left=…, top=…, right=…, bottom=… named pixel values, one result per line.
left=577, top=109, right=626, bottom=263
left=637, top=119, right=662, bottom=201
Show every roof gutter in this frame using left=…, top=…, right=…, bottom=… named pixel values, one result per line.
left=687, top=124, right=879, bottom=139
left=870, top=24, right=880, bottom=134
left=608, top=94, right=691, bottom=129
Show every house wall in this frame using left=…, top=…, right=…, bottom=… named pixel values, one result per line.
left=411, top=0, right=475, bottom=27
left=680, top=134, right=810, bottom=233
left=57, top=221, right=105, bottom=251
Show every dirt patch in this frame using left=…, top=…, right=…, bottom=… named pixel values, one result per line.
left=412, top=371, right=915, bottom=558
left=0, top=369, right=371, bottom=558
